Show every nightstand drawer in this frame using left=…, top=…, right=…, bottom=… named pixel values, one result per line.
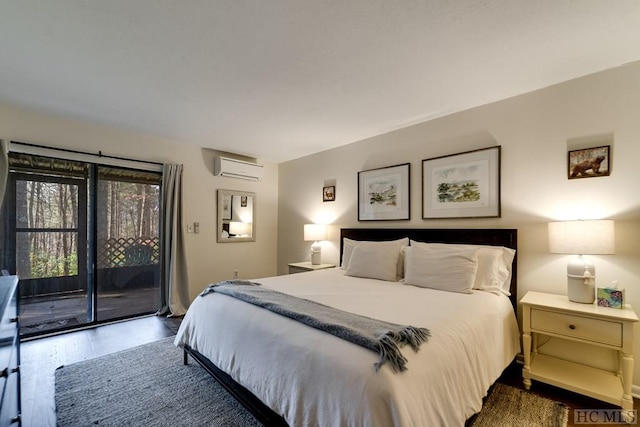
left=531, top=308, right=622, bottom=347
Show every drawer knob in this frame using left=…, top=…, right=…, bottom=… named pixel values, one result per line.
left=569, top=324, right=576, bottom=330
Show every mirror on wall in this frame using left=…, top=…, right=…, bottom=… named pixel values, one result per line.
left=217, top=189, right=256, bottom=243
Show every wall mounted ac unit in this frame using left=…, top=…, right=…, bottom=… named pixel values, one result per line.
left=214, top=156, right=263, bottom=181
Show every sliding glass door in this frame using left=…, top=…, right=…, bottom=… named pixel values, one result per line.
left=95, top=166, right=161, bottom=322
left=0, top=153, right=162, bottom=337
left=10, top=170, right=90, bottom=335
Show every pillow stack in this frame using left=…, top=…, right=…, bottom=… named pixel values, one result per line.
left=340, top=236, right=515, bottom=296
left=406, top=241, right=515, bottom=295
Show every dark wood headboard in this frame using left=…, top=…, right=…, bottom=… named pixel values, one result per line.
left=340, top=228, right=518, bottom=308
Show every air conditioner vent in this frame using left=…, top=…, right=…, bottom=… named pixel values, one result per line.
left=214, top=157, right=263, bottom=181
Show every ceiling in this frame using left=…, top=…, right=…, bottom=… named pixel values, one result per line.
left=2, top=1, right=640, bottom=163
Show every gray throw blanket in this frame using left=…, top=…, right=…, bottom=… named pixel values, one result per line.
left=200, top=280, right=431, bottom=372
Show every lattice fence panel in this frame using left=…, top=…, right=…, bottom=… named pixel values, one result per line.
left=97, top=237, right=160, bottom=268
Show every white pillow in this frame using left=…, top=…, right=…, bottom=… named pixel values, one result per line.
left=341, top=237, right=409, bottom=280
left=409, top=240, right=515, bottom=296
left=345, top=244, right=401, bottom=282
left=340, top=238, right=358, bottom=268
left=403, top=245, right=478, bottom=293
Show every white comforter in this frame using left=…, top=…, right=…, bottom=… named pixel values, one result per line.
left=175, top=269, right=520, bottom=427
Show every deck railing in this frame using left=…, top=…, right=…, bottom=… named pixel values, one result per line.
left=20, top=237, right=160, bottom=298
left=97, top=237, right=160, bottom=268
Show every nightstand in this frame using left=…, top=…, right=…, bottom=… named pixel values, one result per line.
left=288, top=262, right=336, bottom=274
left=521, top=291, right=638, bottom=411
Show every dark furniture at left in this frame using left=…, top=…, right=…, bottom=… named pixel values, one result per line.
left=1, top=275, right=21, bottom=426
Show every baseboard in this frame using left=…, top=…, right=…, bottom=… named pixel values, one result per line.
left=632, top=385, right=640, bottom=399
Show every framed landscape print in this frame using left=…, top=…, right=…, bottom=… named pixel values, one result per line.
left=568, top=145, right=610, bottom=179
left=358, top=163, right=410, bottom=221
left=422, top=146, right=501, bottom=219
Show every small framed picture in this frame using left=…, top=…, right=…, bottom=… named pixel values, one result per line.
left=221, top=193, right=232, bottom=220
left=358, top=163, right=410, bottom=221
left=568, top=145, right=610, bottom=179
left=422, top=146, right=501, bottom=219
left=322, top=185, right=335, bottom=202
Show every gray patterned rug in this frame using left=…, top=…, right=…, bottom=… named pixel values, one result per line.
left=55, top=337, right=260, bottom=426
left=55, top=337, right=567, bottom=426
left=469, top=382, right=569, bottom=427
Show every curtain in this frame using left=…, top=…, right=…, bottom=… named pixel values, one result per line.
left=0, top=140, right=8, bottom=211
left=157, top=163, right=189, bottom=316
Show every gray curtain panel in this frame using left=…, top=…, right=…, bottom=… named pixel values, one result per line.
left=158, top=163, right=189, bottom=316
left=0, top=140, right=8, bottom=211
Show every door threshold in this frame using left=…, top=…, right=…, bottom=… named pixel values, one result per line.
left=20, top=313, right=158, bottom=342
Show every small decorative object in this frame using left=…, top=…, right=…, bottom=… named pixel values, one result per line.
left=304, top=224, right=328, bottom=265
left=568, top=145, right=610, bottom=179
left=597, top=283, right=625, bottom=309
left=358, top=163, right=410, bottom=221
left=422, top=146, right=501, bottom=219
left=323, top=185, right=335, bottom=202
left=548, top=219, right=615, bottom=304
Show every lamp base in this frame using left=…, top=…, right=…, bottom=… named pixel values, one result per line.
left=310, top=242, right=321, bottom=265
left=567, top=277, right=595, bottom=304
left=567, top=255, right=595, bottom=304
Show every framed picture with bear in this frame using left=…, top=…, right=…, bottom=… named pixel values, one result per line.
left=568, top=145, right=610, bottom=179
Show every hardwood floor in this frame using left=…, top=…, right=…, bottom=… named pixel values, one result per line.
left=19, top=315, right=181, bottom=427
left=20, top=316, right=638, bottom=427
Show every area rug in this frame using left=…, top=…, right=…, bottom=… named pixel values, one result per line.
left=469, top=382, right=569, bottom=427
left=56, top=337, right=568, bottom=426
left=55, top=337, right=261, bottom=426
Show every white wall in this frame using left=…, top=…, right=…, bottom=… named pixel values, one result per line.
left=278, top=61, right=640, bottom=384
left=0, top=104, right=279, bottom=301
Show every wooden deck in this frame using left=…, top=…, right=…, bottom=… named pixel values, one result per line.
left=20, top=287, right=160, bottom=337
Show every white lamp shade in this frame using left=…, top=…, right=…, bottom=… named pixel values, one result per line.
left=548, top=220, right=614, bottom=255
left=304, top=224, right=328, bottom=242
left=229, top=221, right=249, bottom=235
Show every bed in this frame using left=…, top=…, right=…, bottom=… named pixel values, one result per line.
left=175, top=228, right=520, bottom=426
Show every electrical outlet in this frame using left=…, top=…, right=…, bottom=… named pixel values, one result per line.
left=187, top=224, right=194, bottom=233
left=233, top=270, right=239, bottom=279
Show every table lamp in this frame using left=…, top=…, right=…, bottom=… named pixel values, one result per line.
left=229, top=221, right=249, bottom=237
left=548, top=220, right=615, bottom=303
left=304, top=224, right=328, bottom=265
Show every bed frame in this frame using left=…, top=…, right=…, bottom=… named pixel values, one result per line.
left=183, top=227, right=518, bottom=426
